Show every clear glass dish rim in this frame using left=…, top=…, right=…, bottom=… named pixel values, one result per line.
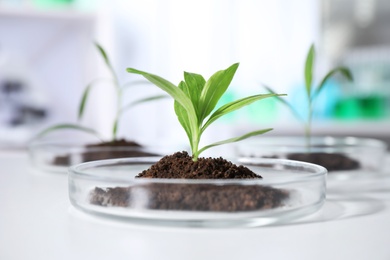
left=28, top=140, right=162, bottom=153
left=237, top=136, right=388, bottom=151
left=68, top=157, right=327, bottom=185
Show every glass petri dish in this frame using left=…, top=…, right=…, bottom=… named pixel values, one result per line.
left=235, top=136, right=388, bottom=176
left=69, top=157, right=327, bottom=228
left=28, top=140, right=167, bottom=173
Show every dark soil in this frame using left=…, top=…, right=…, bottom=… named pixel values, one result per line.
left=53, top=139, right=159, bottom=166
left=286, top=152, right=360, bottom=171
left=89, top=151, right=289, bottom=212
left=137, top=151, right=261, bottom=179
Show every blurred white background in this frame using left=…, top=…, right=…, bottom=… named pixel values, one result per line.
left=0, top=0, right=389, bottom=152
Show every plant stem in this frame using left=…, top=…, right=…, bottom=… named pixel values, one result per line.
left=305, top=100, right=313, bottom=153
left=112, top=91, right=122, bottom=141
left=192, top=134, right=200, bottom=162
left=111, top=75, right=122, bottom=141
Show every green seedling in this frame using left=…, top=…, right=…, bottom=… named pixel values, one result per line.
left=127, top=63, right=286, bottom=161
left=34, top=43, right=167, bottom=141
left=264, top=43, right=353, bottom=147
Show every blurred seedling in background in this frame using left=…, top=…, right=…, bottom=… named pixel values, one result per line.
left=264, top=43, right=353, bottom=148
left=34, top=43, right=167, bottom=142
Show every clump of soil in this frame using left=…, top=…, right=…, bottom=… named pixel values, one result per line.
left=286, top=152, right=360, bottom=171
left=53, top=139, right=159, bottom=166
left=137, top=151, right=261, bottom=179
left=89, top=151, right=289, bottom=212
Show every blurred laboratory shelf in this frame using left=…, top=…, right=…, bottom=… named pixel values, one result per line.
left=1, top=150, right=390, bottom=260
left=0, top=3, right=98, bottom=144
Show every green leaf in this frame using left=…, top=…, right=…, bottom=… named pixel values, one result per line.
left=126, top=67, right=199, bottom=144
left=195, top=128, right=273, bottom=159
left=183, top=72, right=205, bottom=118
left=201, top=93, right=285, bottom=133
left=313, top=66, right=353, bottom=99
left=78, top=78, right=114, bottom=121
left=95, top=42, right=119, bottom=87
left=184, top=72, right=205, bottom=97
left=304, top=44, right=315, bottom=100
left=174, top=102, right=193, bottom=146
left=174, top=82, right=193, bottom=147
left=112, top=118, right=119, bottom=139
left=95, top=42, right=112, bottom=71
left=263, top=84, right=304, bottom=123
left=120, top=94, right=169, bottom=114
left=33, top=123, right=102, bottom=141
left=78, top=82, right=94, bottom=121
left=176, top=80, right=192, bottom=100
left=126, top=68, right=195, bottom=116
left=121, top=79, right=154, bottom=89
left=198, top=63, right=239, bottom=121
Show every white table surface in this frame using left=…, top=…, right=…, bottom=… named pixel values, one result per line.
left=1, top=150, right=390, bottom=260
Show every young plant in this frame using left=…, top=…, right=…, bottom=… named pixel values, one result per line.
left=34, top=43, right=166, bottom=141
left=264, top=43, right=353, bottom=147
left=127, top=63, right=286, bottom=161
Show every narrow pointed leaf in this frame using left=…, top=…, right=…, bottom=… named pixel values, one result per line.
left=184, top=72, right=205, bottom=118
left=263, top=84, right=304, bottom=123
left=95, top=42, right=113, bottom=72
left=174, top=101, right=193, bottom=147
left=196, top=128, right=273, bottom=157
left=201, top=93, right=285, bottom=133
left=199, top=63, right=239, bottom=121
left=78, top=78, right=113, bottom=121
left=127, top=67, right=199, bottom=147
left=78, top=83, right=94, bottom=121
left=95, top=42, right=119, bottom=86
left=177, top=80, right=192, bottom=99
left=33, top=123, right=101, bottom=141
left=304, top=44, right=315, bottom=99
left=120, top=95, right=169, bottom=114
left=126, top=67, right=198, bottom=128
left=313, top=67, right=353, bottom=99
left=174, top=81, right=193, bottom=146
left=174, top=111, right=193, bottom=151
left=112, top=118, right=118, bottom=139
left=121, top=79, right=154, bottom=89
